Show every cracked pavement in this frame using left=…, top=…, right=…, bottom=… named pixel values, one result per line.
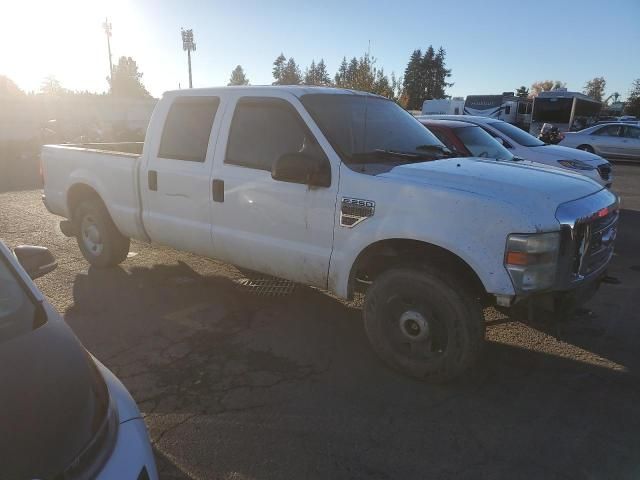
left=1, top=163, right=639, bottom=479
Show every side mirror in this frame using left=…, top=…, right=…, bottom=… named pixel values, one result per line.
left=14, top=245, right=57, bottom=279
left=272, top=153, right=330, bottom=187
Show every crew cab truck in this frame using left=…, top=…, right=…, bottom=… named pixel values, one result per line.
left=41, top=86, right=619, bottom=382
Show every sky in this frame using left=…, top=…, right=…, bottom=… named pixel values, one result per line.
left=1, top=0, right=639, bottom=100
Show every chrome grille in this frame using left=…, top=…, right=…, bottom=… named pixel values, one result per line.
left=573, top=209, right=618, bottom=277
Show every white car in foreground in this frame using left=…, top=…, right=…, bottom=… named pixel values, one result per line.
left=559, top=123, right=640, bottom=161
left=0, top=241, right=158, bottom=479
left=426, top=115, right=613, bottom=187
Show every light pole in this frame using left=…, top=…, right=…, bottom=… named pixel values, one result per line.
left=103, top=18, right=114, bottom=84
left=181, top=28, right=196, bottom=88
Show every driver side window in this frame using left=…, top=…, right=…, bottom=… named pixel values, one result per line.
left=225, top=97, right=327, bottom=171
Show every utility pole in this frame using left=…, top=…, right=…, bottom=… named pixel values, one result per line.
left=103, top=18, right=114, bottom=85
left=181, top=28, right=196, bottom=88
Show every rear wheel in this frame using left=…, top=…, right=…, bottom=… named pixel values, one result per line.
left=364, top=267, right=484, bottom=383
left=577, top=144, right=595, bottom=153
left=74, top=199, right=130, bottom=267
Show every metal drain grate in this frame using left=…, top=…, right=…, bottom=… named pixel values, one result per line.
left=234, top=277, right=296, bottom=296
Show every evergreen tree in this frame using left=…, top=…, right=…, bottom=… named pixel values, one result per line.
left=272, top=53, right=286, bottom=85
left=515, top=86, right=529, bottom=98
left=304, top=60, right=318, bottom=85
left=403, top=49, right=423, bottom=110
left=109, top=56, right=150, bottom=97
left=316, top=59, right=331, bottom=86
left=432, top=47, right=452, bottom=99
left=334, top=57, right=349, bottom=87
left=347, top=57, right=359, bottom=88
left=282, top=58, right=302, bottom=85
left=228, top=65, right=249, bottom=86
left=422, top=46, right=435, bottom=100
left=373, top=68, right=393, bottom=99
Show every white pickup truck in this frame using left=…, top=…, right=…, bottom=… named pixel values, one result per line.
left=42, top=86, right=619, bottom=382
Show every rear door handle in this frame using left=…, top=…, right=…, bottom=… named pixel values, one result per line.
left=148, top=170, right=158, bottom=191
left=212, top=179, right=224, bottom=202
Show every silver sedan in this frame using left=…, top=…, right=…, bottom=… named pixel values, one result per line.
left=560, top=122, right=640, bottom=160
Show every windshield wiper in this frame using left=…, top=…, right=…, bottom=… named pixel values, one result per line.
left=416, top=144, right=454, bottom=156
left=349, top=147, right=452, bottom=164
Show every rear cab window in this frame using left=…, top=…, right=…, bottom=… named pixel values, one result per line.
left=158, top=96, right=220, bottom=162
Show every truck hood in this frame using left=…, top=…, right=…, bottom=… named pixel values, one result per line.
left=379, top=157, right=602, bottom=211
left=526, top=144, right=607, bottom=165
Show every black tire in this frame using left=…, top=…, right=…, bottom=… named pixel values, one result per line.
left=364, top=267, right=484, bottom=383
left=73, top=199, right=130, bottom=267
left=577, top=144, right=595, bottom=153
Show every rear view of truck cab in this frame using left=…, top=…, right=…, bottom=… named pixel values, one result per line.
left=41, top=86, right=618, bottom=383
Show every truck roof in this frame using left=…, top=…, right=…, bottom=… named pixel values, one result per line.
left=162, top=85, right=386, bottom=99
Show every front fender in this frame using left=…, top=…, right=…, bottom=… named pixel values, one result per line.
left=328, top=169, right=553, bottom=299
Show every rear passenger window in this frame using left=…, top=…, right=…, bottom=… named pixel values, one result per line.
left=594, top=125, right=621, bottom=137
left=158, top=96, right=220, bottom=162
left=226, top=97, right=321, bottom=171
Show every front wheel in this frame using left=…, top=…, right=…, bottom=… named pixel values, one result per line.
left=74, top=199, right=130, bottom=267
left=577, top=144, right=595, bottom=154
left=364, top=268, right=484, bottom=383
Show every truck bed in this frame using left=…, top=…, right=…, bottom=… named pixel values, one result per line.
left=41, top=142, right=147, bottom=241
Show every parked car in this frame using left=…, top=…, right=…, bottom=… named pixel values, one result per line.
left=42, top=86, right=618, bottom=382
left=0, top=241, right=158, bottom=479
left=559, top=122, right=640, bottom=161
left=426, top=115, right=613, bottom=187
left=418, top=118, right=518, bottom=161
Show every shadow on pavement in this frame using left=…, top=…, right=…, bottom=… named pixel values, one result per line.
left=63, top=252, right=640, bottom=478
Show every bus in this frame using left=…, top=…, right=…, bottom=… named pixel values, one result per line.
left=530, top=90, right=601, bottom=136
left=463, top=93, right=532, bottom=130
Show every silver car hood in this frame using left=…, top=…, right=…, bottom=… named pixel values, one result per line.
left=529, top=144, right=607, bottom=165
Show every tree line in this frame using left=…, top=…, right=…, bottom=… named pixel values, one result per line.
left=3, top=50, right=638, bottom=117
left=227, top=47, right=453, bottom=109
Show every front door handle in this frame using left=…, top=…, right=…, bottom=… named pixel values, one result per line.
left=148, top=170, right=158, bottom=191
left=212, top=179, right=224, bottom=202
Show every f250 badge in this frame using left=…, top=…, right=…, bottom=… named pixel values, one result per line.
left=341, top=197, right=375, bottom=228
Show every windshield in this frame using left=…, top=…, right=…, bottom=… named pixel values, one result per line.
left=489, top=121, right=545, bottom=147
left=0, top=253, right=40, bottom=343
left=300, top=94, right=449, bottom=166
left=456, top=126, right=514, bottom=160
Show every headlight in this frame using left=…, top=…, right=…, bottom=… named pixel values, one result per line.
left=504, top=232, right=560, bottom=292
left=557, top=159, right=595, bottom=171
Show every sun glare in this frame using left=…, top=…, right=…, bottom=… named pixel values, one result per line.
left=0, top=0, right=134, bottom=93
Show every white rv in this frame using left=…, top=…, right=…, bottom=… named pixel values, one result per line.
left=464, top=93, right=532, bottom=130
left=421, top=98, right=465, bottom=115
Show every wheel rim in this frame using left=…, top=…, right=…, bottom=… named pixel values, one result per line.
left=80, top=215, right=104, bottom=256
left=384, top=294, right=449, bottom=359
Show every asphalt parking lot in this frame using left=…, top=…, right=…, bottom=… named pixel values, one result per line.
left=1, top=163, right=640, bottom=480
